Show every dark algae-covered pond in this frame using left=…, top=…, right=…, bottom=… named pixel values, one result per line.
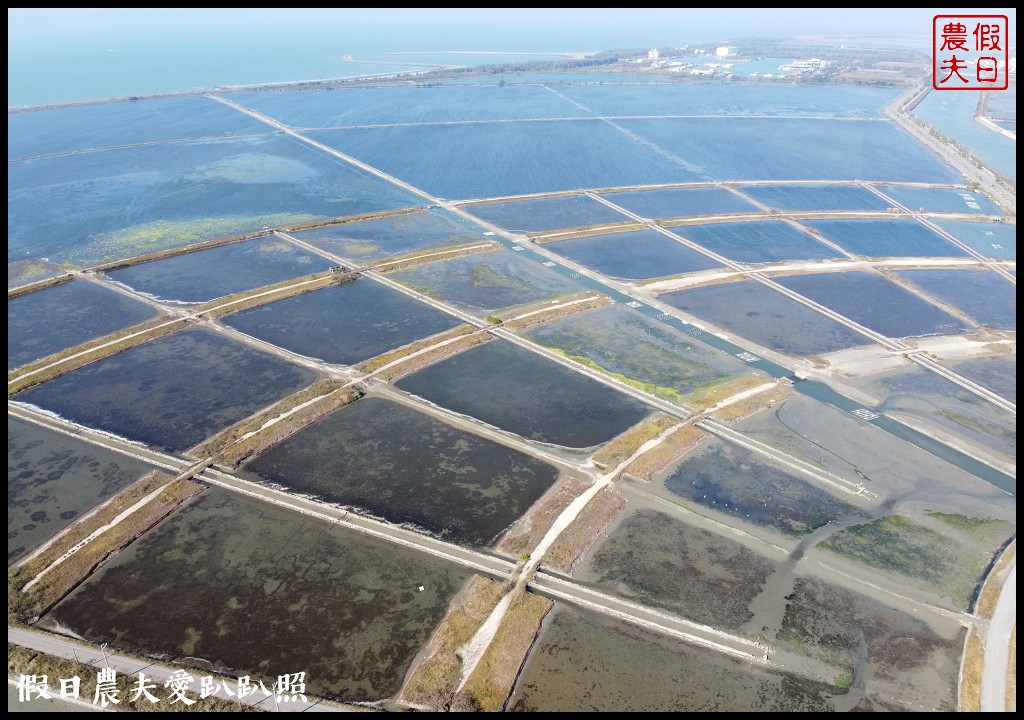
left=657, top=439, right=863, bottom=537
left=45, top=488, right=472, bottom=702
left=15, top=328, right=316, bottom=453
left=395, top=339, right=652, bottom=448
left=106, top=236, right=332, bottom=303
left=509, top=603, right=849, bottom=712
left=223, top=278, right=462, bottom=366
left=244, top=396, right=558, bottom=546
left=8, top=279, right=158, bottom=370
left=8, top=417, right=154, bottom=563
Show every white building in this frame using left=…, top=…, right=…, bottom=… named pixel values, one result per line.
left=648, top=48, right=660, bottom=60
left=716, top=46, right=737, bottom=57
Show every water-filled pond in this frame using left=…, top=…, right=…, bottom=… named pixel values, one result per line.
left=45, top=488, right=472, bottom=701
left=16, top=328, right=316, bottom=453
left=243, top=396, right=558, bottom=546
left=9, top=280, right=158, bottom=370
left=395, top=338, right=652, bottom=448
left=223, top=277, right=462, bottom=365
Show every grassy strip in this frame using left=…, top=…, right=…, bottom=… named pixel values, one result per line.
left=369, top=241, right=499, bottom=273
left=212, top=387, right=363, bottom=469
left=960, top=627, right=984, bottom=712
left=621, top=425, right=708, bottom=481
left=8, top=318, right=189, bottom=396
left=660, top=211, right=875, bottom=228
left=495, top=474, right=592, bottom=558
left=499, top=292, right=610, bottom=331
left=545, top=347, right=685, bottom=403
left=530, top=222, right=645, bottom=243
left=8, top=643, right=262, bottom=712
left=360, top=330, right=493, bottom=383
left=400, top=575, right=507, bottom=709
left=88, top=231, right=270, bottom=273
left=1008, top=625, right=1016, bottom=712
left=357, top=325, right=475, bottom=374
left=187, top=380, right=348, bottom=459
left=457, top=192, right=578, bottom=208
left=461, top=587, right=554, bottom=711
left=543, top=487, right=628, bottom=575
left=7, top=273, right=74, bottom=299
left=687, top=373, right=769, bottom=411
left=974, top=542, right=1016, bottom=620
left=710, top=382, right=796, bottom=423
left=591, top=412, right=680, bottom=470
left=279, top=206, right=422, bottom=234
left=194, top=271, right=351, bottom=319
left=9, top=473, right=202, bottom=623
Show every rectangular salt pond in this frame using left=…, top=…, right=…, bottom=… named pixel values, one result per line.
left=510, top=603, right=853, bottom=712
left=598, top=186, right=759, bottom=219
left=659, top=279, right=871, bottom=357
left=801, top=218, right=967, bottom=258
left=773, top=576, right=964, bottom=711
left=395, top=338, right=652, bottom=448
left=44, top=488, right=472, bottom=701
left=553, top=82, right=894, bottom=118
left=388, top=248, right=583, bottom=314
left=896, top=269, right=1016, bottom=331
left=874, top=185, right=1002, bottom=215
left=9, top=133, right=419, bottom=269
left=576, top=507, right=776, bottom=629
left=654, top=438, right=863, bottom=537
left=105, top=236, right=333, bottom=303
left=464, top=195, right=627, bottom=233
left=545, top=228, right=722, bottom=280
left=512, top=590, right=962, bottom=712
left=243, top=396, right=558, bottom=546
left=15, top=328, right=316, bottom=453
left=675, top=220, right=842, bottom=264
left=615, top=118, right=962, bottom=184
left=222, top=277, right=462, bottom=366
left=8, top=417, right=155, bottom=563
left=309, top=120, right=701, bottom=200
left=524, top=303, right=750, bottom=403
left=775, top=271, right=969, bottom=339
left=940, top=355, right=1016, bottom=404
left=226, top=84, right=585, bottom=127
left=735, top=184, right=891, bottom=211
left=932, top=219, right=1015, bottom=260
left=8, top=95, right=271, bottom=161
left=9, top=279, right=158, bottom=370
left=288, top=208, right=486, bottom=263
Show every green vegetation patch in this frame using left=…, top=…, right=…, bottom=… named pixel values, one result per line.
left=526, top=305, right=745, bottom=405
left=926, top=511, right=1008, bottom=535
left=933, top=410, right=1016, bottom=443
left=462, top=587, right=554, bottom=711
left=70, top=214, right=322, bottom=267
left=401, top=575, right=507, bottom=709
left=818, top=514, right=1005, bottom=608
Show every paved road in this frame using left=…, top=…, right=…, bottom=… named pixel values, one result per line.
left=980, top=563, right=1016, bottom=712
left=885, top=88, right=1015, bottom=216
left=8, top=626, right=347, bottom=712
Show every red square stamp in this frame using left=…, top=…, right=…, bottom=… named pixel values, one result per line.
left=933, top=15, right=1009, bottom=90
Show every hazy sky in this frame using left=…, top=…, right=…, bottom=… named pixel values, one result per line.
left=9, top=8, right=1016, bottom=49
